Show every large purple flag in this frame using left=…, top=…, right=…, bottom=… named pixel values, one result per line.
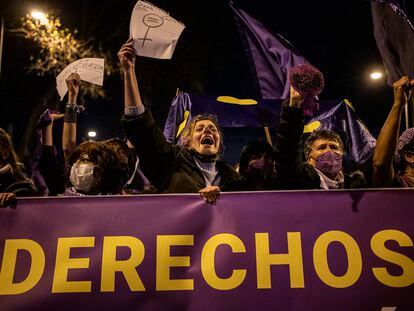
left=371, top=0, right=414, bottom=85
left=230, top=2, right=308, bottom=99
left=163, top=93, right=376, bottom=165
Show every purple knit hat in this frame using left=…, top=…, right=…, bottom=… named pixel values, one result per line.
left=289, top=64, right=325, bottom=117
left=395, top=127, right=414, bottom=172
left=289, top=64, right=325, bottom=96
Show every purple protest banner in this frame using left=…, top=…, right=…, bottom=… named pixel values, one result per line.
left=0, top=190, right=413, bottom=310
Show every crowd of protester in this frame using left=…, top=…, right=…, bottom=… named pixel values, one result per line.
left=1, top=39, right=414, bottom=207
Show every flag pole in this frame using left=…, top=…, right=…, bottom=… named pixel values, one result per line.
left=0, top=11, right=4, bottom=80
left=263, top=127, right=273, bottom=147
left=408, top=90, right=413, bottom=129
left=404, top=102, right=410, bottom=129
left=403, top=89, right=413, bottom=129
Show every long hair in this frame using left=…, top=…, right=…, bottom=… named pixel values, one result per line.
left=180, top=114, right=224, bottom=155
left=104, top=138, right=132, bottom=184
left=0, top=128, right=27, bottom=181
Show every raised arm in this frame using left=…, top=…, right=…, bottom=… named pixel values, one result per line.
left=40, top=112, right=66, bottom=195
left=118, top=39, right=178, bottom=189
left=118, top=38, right=144, bottom=112
left=42, top=113, right=64, bottom=147
left=373, top=77, right=414, bottom=187
left=274, top=88, right=305, bottom=179
left=62, top=73, right=81, bottom=163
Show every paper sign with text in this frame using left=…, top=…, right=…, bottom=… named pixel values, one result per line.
left=56, top=58, right=105, bottom=100
left=130, top=0, right=185, bottom=59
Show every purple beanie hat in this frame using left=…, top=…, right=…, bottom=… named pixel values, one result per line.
left=395, top=127, right=414, bottom=172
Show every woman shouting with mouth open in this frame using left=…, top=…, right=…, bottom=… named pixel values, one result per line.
left=118, top=39, right=246, bottom=203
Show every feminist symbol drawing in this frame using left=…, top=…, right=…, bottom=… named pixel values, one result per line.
left=130, top=0, right=185, bottom=59
left=138, top=14, right=164, bottom=47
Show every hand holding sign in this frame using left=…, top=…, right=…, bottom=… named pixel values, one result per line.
left=66, top=73, right=81, bottom=104
left=118, top=38, right=136, bottom=71
left=130, top=0, right=185, bottom=59
left=56, top=58, right=105, bottom=101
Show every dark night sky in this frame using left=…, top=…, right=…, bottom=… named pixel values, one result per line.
left=0, top=0, right=413, bottom=162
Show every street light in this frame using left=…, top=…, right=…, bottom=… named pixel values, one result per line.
left=0, top=9, right=50, bottom=80
left=30, top=10, right=49, bottom=25
left=370, top=72, right=383, bottom=80
left=87, top=131, right=97, bottom=138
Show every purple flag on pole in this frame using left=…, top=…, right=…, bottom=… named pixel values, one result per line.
left=163, top=92, right=192, bottom=144
left=230, top=2, right=308, bottom=99
left=371, top=0, right=414, bottom=85
left=163, top=93, right=376, bottom=165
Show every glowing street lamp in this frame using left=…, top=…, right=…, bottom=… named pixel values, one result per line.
left=87, top=131, right=97, bottom=138
left=370, top=72, right=383, bottom=80
left=30, top=11, right=49, bottom=25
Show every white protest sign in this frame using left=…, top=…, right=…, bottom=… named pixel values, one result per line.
left=56, top=58, right=105, bottom=101
left=130, top=0, right=185, bottom=59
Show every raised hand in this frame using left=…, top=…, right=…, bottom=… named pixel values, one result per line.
left=0, top=192, right=16, bottom=208
left=118, top=38, right=137, bottom=72
left=289, top=86, right=304, bottom=108
left=66, top=73, right=81, bottom=104
left=393, top=76, right=414, bottom=105
left=50, top=113, right=65, bottom=123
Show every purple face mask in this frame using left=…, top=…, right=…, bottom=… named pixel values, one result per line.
left=315, top=151, right=343, bottom=179
left=247, top=156, right=273, bottom=177
left=250, top=157, right=266, bottom=169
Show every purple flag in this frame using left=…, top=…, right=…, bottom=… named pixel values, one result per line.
left=163, top=93, right=376, bottom=165
left=371, top=0, right=414, bottom=85
left=230, top=2, right=308, bottom=99
left=163, top=92, right=192, bottom=144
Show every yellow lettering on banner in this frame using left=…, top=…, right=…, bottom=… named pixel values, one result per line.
left=156, top=235, right=194, bottom=291
left=313, top=231, right=362, bottom=288
left=101, top=236, right=145, bottom=292
left=371, top=230, right=414, bottom=287
left=255, top=232, right=304, bottom=289
left=52, top=237, right=94, bottom=293
left=201, top=233, right=246, bottom=290
left=0, top=239, right=45, bottom=295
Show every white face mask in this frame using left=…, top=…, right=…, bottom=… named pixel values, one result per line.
left=70, top=163, right=97, bottom=193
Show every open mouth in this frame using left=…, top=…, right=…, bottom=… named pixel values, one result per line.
left=201, top=136, right=214, bottom=146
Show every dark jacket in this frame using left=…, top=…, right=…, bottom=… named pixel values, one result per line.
left=0, top=167, right=37, bottom=197
left=39, top=146, right=67, bottom=195
left=274, top=105, right=365, bottom=189
left=122, top=110, right=246, bottom=193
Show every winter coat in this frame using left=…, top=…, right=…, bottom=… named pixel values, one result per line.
left=122, top=110, right=246, bottom=193
left=274, top=105, right=365, bottom=190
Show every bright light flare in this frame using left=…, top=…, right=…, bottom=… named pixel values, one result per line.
left=370, top=72, right=383, bottom=80
left=87, top=131, right=97, bottom=138
left=30, top=11, right=49, bottom=25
